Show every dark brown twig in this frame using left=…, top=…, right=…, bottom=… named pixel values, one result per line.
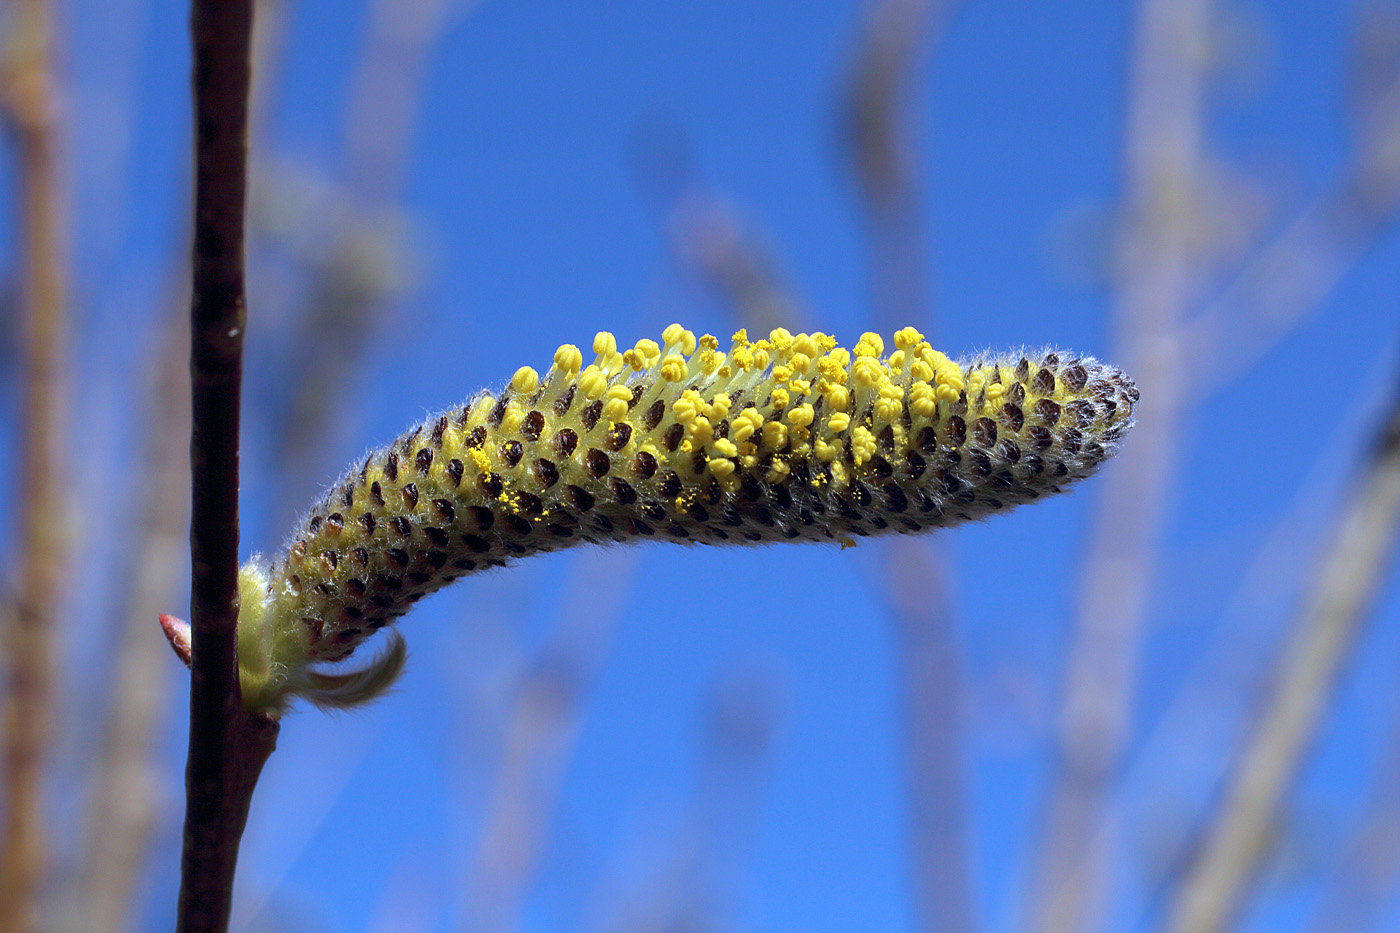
left=0, top=0, right=70, bottom=929
left=177, top=2, right=279, bottom=931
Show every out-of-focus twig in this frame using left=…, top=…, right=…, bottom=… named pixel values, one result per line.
left=71, top=1, right=294, bottom=923
left=630, top=122, right=806, bottom=337
left=880, top=540, right=974, bottom=933
left=594, top=671, right=781, bottom=933
left=1183, top=75, right=1400, bottom=395
left=458, top=550, right=637, bottom=933
left=666, top=186, right=805, bottom=337
left=177, top=3, right=280, bottom=930
left=0, top=1, right=70, bottom=930
left=845, top=0, right=956, bottom=332
left=1305, top=688, right=1400, bottom=933
left=263, top=0, right=457, bottom=526
left=77, top=309, right=190, bottom=933
left=1031, top=0, right=1208, bottom=930
left=844, top=2, right=973, bottom=931
left=1165, top=370, right=1400, bottom=933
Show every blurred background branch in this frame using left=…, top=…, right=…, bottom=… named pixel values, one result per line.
left=1166, top=364, right=1400, bottom=932
left=845, top=3, right=975, bottom=932
left=0, top=0, right=70, bottom=930
left=1032, top=0, right=1207, bottom=929
left=458, top=551, right=636, bottom=933
left=75, top=305, right=189, bottom=933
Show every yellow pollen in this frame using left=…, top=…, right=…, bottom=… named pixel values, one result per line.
left=762, top=421, right=788, bottom=448
left=852, top=357, right=884, bottom=389
left=893, top=327, right=924, bottom=351
left=825, top=384, right=851, bottom=412
left=909, top=383, right=937, bottom=418
left=854, top=332, right=884, bottom=358
left=511, top=366, right=540, bottom=395
left=553, top=344, right=583, bottom=375
left=660, top=354, right=687, bottom=382
left=712, top=438, right=739, bottom=458
left=593, top=331, right=617, bottom=356
left=578, top=367, right=607, bottom=400
left=708, top=457, right=736, bottom=478
left=787, top=404, right=815, bottom=427
left=851, top=426, right=877, bottom=465
left=732, top=409, right=763, bottom=443
left=469, top=447, right=491, bottom=474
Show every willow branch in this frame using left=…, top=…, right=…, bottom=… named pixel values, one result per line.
left=1305, top=694, right=1400, bottom=933
left=79, top=310, right=190, bottom=933
left=1165, top=371, right=1400, bottom=933
left=458, top=550, right=635, bottom=932
left=844, top=3, right=973, bottom=930
left=1031, top=0, right=1207, bottom=929
left=1184, top=70, right=1400, bottom=396
left=177, top=2, right=278, bottom=931
left=0, top=1, right=70, bottom=930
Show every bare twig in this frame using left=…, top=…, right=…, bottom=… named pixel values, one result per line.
left=1165, top=371, right=1400, bottom=933
left=263, top=0, right=457, bottom=529
left=1306, top=691, right=1400, bottom=933
left=78, top=309, right=190, bottom=933
left=844, top=0, right=957, bottom=332
left=1031, top=0, right=1208, bottom=929
left=0, top=0, right=70, bottom=929
left=177, top=3, right=279, bottom=930
left=595, top=670, right=781, bottom=933
left=880, top=540, right=975, bottom=933
left=844, top=3, right=973, bottom=931
left=1184, top=58, right=1400, bottom=395
left=458, top=550, right=637, bottom=933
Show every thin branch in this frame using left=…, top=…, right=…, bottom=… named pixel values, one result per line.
left=593, top=671, right=781, bottom=933
left=1164, top=370, right=1400, bottom=933
left=843, top=2, right=973, bottom=931
left=0, top=0, right=69, bottom=929
left=78, top=309, right=190, bottom=933
left=1031, top=0, right=1208, bottom=929
left=880, top=540, right=975, bottom=933
left=1184, top=64, right=1400, bottom=396
left=457, top=550, right=636, bottom=933
left=177, top=2, right=279, bottom=931
left=264, top=0, right=453, bottom=523
left=1305, top=689, right=1400, bottom=933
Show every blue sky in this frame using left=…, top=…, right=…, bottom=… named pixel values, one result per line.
left=5, top=0, right=1400, bottom=931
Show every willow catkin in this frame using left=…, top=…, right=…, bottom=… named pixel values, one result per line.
left=209, top=325, right=1136, bottom=715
